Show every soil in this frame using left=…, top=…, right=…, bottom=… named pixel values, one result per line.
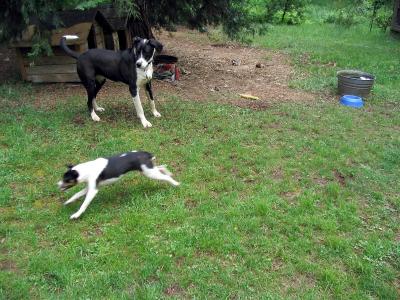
left=1, top=28, right=316, bottom=110
left=155, top=28, right=315, bottom=109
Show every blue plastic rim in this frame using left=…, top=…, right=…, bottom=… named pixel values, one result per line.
left=340, top=95, right=364, bottom=108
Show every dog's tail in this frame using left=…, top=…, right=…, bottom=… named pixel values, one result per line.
left=60, top=35, right=80, bottom=59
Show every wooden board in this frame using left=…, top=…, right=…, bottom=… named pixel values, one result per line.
left=50, top=23, right=92, bottom=45
left=126, top=30, right=132, bottom=48
left=15, top=48, right=28, bottom=80
left=27, top=64, right=77, bottom=75
left=27, top=73, right=80, bottom=83
left=23, top=55, right=76, bottom=66
left=76, top=43, right=88, bottom=53
left=112, top=32, right=120, bottom=51
left=94, top=21, right=105, bottom=48
left=18, top=46, right=80, bottom=57
left=11, top=23, right=92, bottom=47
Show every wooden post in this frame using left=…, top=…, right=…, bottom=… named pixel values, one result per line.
left=112, top=32, right=120, bottom=51
left=94, top=21, right=105, bottom=48
left=126, top=30, right=132, bottom=48
left=14, top=48, right=27, bottom=81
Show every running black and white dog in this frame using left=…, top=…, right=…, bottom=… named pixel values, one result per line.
left=60, top=35, right=163, bottom=128
left=57, top=151, right=180, bottom=219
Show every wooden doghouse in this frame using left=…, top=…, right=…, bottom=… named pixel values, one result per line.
left=98, top=4, right=132, bottom=51
left=11, top=9, right=115, bottom=83
left=392, top=0, right=400, bottom=32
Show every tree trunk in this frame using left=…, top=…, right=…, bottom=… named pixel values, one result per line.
left=369, top=1, right=379, bottom=32
left=281, top=0, right=290, bottom=23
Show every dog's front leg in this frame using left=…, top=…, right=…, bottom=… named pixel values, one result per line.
left=130, top=85, right=152, bottom=128
left=64, top=188, right=88, bottom=205
left=145, top=82, right=161, bottom=118
left=70, top=182, right=98, bottom=219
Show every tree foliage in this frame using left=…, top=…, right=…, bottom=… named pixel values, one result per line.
left=113, top=0, right=266, bottom=40
left=323, top=0, right=394, bottom=31
left=0, top=0, right=99, bottom=42
left=364, top=0, right=394, bottom=31
left=266, top=0, right=309, bottom=24
left=1, top=0, right=394, bottom=57
left=0, top=0, right=268, bottom=44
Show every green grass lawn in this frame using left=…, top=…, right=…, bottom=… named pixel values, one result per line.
left=255, top=12, right=400, bottom=102
left=1, top=7, right=400, bottom=298
left=0, top=80, right=399, bottom=298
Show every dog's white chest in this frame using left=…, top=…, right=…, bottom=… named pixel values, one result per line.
left=136, top=65, right=153, bottom=86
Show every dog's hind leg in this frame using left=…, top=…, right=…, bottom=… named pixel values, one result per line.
left=130, top=85, right=152, bottom=128
left=145, top=82, right=161, bottom=118
left=141, top=164, right=180, bottom=186
left=85, top=79, right=101, bottom=122
left=93, top=76, right=106, bottom=112
left=64, top=188, right=88, bottom=205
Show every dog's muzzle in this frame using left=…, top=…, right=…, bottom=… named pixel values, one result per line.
left=58, top=181, right=74, bottom=192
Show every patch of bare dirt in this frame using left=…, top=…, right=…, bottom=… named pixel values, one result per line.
left=271, top=167, right=284, bottom=180
left=7, top=28, right=316, bottom=111
left=333, top=169, right=346, bottom=187
left=0, top=241, right=19, bottom=273
left=164, top=284, right=184, bottom=296
left=184, top=198, right=198, bottom=210
left=0, top=259, right=18, bottom=272
left=280, top=190, right=301, bottom=203
left=156, top=28, right=315, bottom=109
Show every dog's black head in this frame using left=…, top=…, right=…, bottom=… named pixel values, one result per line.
left=57, top=165, right=79, bottom=191
left=133, top=37, right=163, bottom=69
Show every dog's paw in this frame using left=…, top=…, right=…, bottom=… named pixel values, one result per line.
left=70, top=212, right=81, bottom=220
left=141, top=119, right=153, bottom=128
left=91, top=111, right=101, bottom=122
left=172, top=181, right=181, bottom=186
left=95, top=107, right=105, bottom=112
left=152, top=111, right=161, bottom=118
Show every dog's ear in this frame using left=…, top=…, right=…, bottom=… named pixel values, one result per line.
left=66, top=164, right=74, bottom=169
left=131, top=36, right=142, bottom=55
left=149, top=39, right=163, bottom=53
left=133, top=36, right=141, bottom=47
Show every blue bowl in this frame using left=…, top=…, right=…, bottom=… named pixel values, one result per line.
left=340, top=95, right=364, bottom=108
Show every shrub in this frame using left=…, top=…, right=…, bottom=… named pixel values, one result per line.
left=324, top=9, right=360, bottom=27
left=273, top=9, right=304, bottom=25
left=374, top=8, right=393, bottom=32
left=267, top=0, right=309, bottom=25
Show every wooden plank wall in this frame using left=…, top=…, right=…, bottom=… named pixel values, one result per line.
left=11, top=23, right=92, bottom=48
left=12, top=21, right=122, bottom=82
left=19, top=46, right=80, bottom=83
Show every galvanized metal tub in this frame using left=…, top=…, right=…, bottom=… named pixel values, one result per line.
left=337, top=70, right=375, bottom=98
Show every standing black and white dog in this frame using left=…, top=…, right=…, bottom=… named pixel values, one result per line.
left=60, top=35, right=163, bottom=128
left=57, top=151, right=180, bottom=219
